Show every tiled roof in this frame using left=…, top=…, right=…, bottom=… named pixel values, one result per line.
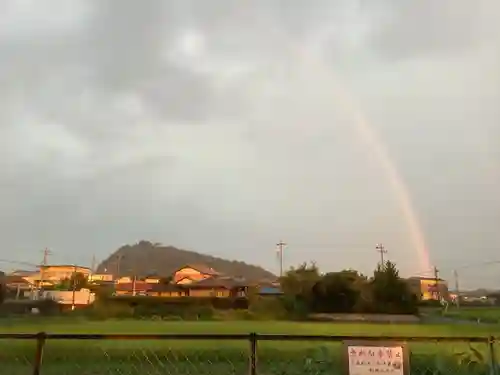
left=189, top=276, right=247, bottom=289
left=115, top=281, right=154, bottom=292
left=407, top=277, right=445, bottom=282
left=149, top=283, right=185, bottom=292
left=10, top=270, right=36, bottom=277
left=180, top=264, right=220, bottom=276
left=39, top=265, right=91, bottom=270
left=5, top=275, right=32, bottom=285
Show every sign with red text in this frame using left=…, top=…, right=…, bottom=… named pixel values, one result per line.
left=343, top=341, right=409, bottom=375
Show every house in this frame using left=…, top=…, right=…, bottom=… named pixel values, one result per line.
left=116, top=276, right=133, bottom=284
left=23, top=265, right=92, bottom=287
left=257, top=285, right=283, bottom=296
left=147, top=283, right=188, bottom=297
left=114, top=281, right=154, bottom=296
left=10, top=269, right=37, bottom=277
left=173, top=264, right=220, bottom=284
left=144, top=276, right=162, bottom=284
left=89, top=273, right=114, bottom=283
left=406, top=277, right=449, bottom=301
left=4, top=275, right=34, bottom=299
left=185, top=276, right=247, bottom=298
left=41, top=289, right=95, bottom=306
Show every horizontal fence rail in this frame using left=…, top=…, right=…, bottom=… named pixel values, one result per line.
left=0, top=332, right=498, bottom=375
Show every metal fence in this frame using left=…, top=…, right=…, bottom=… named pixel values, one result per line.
left=0, top=332, right=498, bottom=375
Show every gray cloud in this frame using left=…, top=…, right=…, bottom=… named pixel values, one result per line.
left=0, top=0, right=499, bottom=288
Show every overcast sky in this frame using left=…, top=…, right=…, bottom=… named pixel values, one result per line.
left=1, top=0, right=499, bottom=288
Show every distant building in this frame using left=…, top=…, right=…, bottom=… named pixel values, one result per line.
left=89, top=273, right=114, bottom=283
left=114, top=281, right=154, bottom=296
left=144, top=276, right=161, bottom=284
left=112, top=263, right=277, bottom=299
left=406, top=277, right=449, bottom=301
left=185, top=276, right=247, bottom=298
left=39, top=289, right=95, bottom=305
left=116, top=276, right=133, bottom=284
left=10, top=269, right=36, bottom=277
left=173, top=264, right=220, bottom=284
left=23, top=265, right=91, bottom=287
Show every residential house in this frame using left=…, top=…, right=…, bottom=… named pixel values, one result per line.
left=173, top=264, right=220, bottom=284
left=4, top=275, right=34, bottom=299
left=89, top=273, right=114, bottom=283
left=40, top=289, right=95, bottom=306
left=185, top=276, right=247, bottom=298
left=10, top=269, right=36, bottom=277
left=23, top=265, right=92, bottom=287
left=114, top=281, right=154, bottom=296
left=116, top=276, right=133, bottom=284
left=147, top=283, right=188, bottom=297
left=144, top=276, right=162, bottom=284
left=257, top=285, right=283, bottom=296
left=406, top=277, right=449, bottom=301
left=111, top=263, right=272, bottom=299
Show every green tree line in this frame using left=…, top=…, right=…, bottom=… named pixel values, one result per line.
left=277, top=260, right=418, bottom=317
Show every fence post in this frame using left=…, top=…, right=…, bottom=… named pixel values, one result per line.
left=249, top=332, right=257, bottom=375
left=32, top=332, right=46, bottom=375
left=489, top=336, right=498, bottom=375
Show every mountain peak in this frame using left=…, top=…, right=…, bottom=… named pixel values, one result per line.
left=97, top=241, right=276, bottom=281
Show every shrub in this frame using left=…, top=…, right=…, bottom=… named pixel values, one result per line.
left=249, top=297, right=288, bottom=320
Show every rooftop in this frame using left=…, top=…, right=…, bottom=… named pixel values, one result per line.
left=38, top=265, right=91, bottom=270
left=189, top=276, right=247, bottom=289
left=407, top=276, right=446, bottom=282
left=180, top=264, right=220, bottom=276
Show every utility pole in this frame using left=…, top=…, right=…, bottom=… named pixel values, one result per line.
left=116, top=254, right=124, bottom=279
left=89, top=254, right=96, bottom=283
left=91, top=255, right=96, bottom=273
left=453, top=269, right=460, bottom=309
left=39, top=248, right=52, bottom=293
left=433, top=266, right=440, bottom=301
left=132, top=274, right=137, bottom=296
left=375, top=243, right=387, bottom=268
left=276, top=241, right=286, bottom=278
left=42, top=248, right=51, bottom=266
left=71, top=264, right=77, bottom=311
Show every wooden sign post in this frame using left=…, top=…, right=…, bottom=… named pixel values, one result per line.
left=343, top=341, right=410, bottom=375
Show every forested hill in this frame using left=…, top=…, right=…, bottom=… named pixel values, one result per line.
left=97, top=241, right=276, bottom=281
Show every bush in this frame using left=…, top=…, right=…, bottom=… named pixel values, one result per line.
left=249, top=297, right=288, bottom=320
left=88, top=296, right=226, bottom=320
left=0, top=300, right=61, bottom=317
left=89, top=299, right=134, bottom=320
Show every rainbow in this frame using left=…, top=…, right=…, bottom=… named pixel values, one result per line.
left=289, top=45, right=432, bottom=272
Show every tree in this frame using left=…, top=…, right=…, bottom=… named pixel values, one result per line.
left=311, top=270, right=368, bottom=313
left=54, top=278, right=71, bottom=290
left=159, top=276, right=173, bottom=284
left=280, top=263, right=321, bottom=316
left=0, top=277, right=5, bottom=304
left=70, top=272, right=89, bottom=290
left=369, top=261, right=418, bottom=314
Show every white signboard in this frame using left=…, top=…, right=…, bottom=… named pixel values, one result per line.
left=344, top=342, right=407, bottom=375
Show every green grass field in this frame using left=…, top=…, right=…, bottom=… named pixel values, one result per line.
left=1, top=319, right=499, bottom=375
left=444, top=307, right=500, bottom=322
